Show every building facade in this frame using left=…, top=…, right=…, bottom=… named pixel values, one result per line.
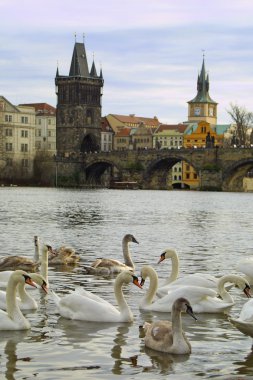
left=0, top=96, right=36, bottom=183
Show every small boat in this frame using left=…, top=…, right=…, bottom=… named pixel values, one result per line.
left=109, top=181, right=139, bottom=190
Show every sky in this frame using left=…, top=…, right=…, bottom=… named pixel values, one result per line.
left=1, top=0, right=253, bottom=124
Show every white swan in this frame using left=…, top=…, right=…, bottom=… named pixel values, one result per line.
left=51, top=270, right=142, bottom=322
left=34, top=236, right=80, bottom=265
left=237, top=257, right=253, bottom=285
left=139, top=265, right=251, bottom=313
left=83, top=234, right=139, bottom=275
left=229, top=298, right=253, bottom=338
left=0, top=270, right=37, bottom=330
left=0, top=273, right=48, bottom=311
left=0, top=244, right=51, bottom=289
left=142, top=297, right=197, bottom=354
left=156, top=249, right=225, bottom=298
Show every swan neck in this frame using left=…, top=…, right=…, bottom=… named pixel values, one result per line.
left=41, top=249, right=48, bottom=284
left=164, top=253, right=179, bottom=285
left=217, top=276, right=234, bottom=303
left=142, top=269, right=158, bottom=307
left=114, top=275, right=132, bottom=320
left=122, top=240, right=134, bottom=269
left=34, top=243, right=40, bottom=262
left=6, top=276, right=24, bottom=320
left=171, top=307, right=183, bottom=338
left=17, top=282, right=31, bottom=303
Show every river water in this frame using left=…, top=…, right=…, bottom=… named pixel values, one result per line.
left=1, top=187, right=253, bottom=379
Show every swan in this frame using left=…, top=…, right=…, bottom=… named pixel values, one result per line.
left=34, top=236, right=80, bottom=265
left=139, top=265, right=251, bottom=313
left=156, top=249, right=227, bottom=298
left=142, top=297, right=197, bottom=354
left=229, top=299, right=253, bottom=338
left=0, top=270, right=37, bottom=330
left=0, top=253, right=39, bottom=273
left=236, top=257, right=253, bottom=285
left=0, top=273, right=48, bottom=311
left=83, top=234, right=139, bottom=275
left=0, top=244, right=52, bottom=289
left=51, top=270, right=142, bottom=322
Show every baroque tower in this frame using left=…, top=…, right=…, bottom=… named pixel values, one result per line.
left=55, top=40, right=104, bottom=155
left=187, top=57, right=217, bottom=125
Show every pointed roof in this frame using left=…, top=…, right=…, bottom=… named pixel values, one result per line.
left=90, top=60, right=97, bottom=77
left=188, top=58, right=217, bottom=104
left=69, top=42, right=89, bottom=77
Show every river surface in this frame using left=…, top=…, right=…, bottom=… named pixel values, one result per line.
left=1, top=187, right=253, bottom=379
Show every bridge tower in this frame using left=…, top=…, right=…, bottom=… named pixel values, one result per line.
left=187, top=56, right=217, bottom=125
left=55, top=40, right=104, bottom=156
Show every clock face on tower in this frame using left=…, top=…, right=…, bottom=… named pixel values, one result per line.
left=194, top=106, right=200, bottom=116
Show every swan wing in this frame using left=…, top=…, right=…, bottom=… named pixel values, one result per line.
left=237, top=259, right=253, bottom=279
left=238, top=299, right=253, bottom=321
left=52, top=291, right=120, bottom=321
left=73, top=287, right=110, bottom=304
left=150, top=286, right=217, bottom=312
left=229, top=317, right=253, bottom=337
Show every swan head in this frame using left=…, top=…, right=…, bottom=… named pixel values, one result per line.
left=12, top=270, right=37, bottom=288
left=140, top=265, right=157, bottom=286
left=34, top=236, right=40, bottom=247
left=118, top=271, right=142, bottom=288
left=158, top=249, right=177, bottom=264
left=124, top=234, right=139, bottom=244
left=174, top=297, right=197, bottom=321
left=236, top=279, right=251, bottom=298
left=29, top=273, right=48, bottom=293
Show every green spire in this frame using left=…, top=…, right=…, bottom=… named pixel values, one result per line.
left=188, top=57, right=217, bottom=104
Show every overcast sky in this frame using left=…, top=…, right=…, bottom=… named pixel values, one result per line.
left=1, top=0, right=253, bottom=124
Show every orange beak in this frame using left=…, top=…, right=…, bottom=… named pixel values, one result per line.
left=133, top=277, right=143, bottom=289
left=157, top=256, right=164, bottom=264
left=25, top=277, right=37, bottom=288
left=41, top=282, right=48, bottom=294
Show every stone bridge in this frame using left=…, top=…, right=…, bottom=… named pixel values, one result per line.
left=56, top=147, right=253, bottom=191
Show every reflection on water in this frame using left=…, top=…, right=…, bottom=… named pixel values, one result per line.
left=1, top=188, right=253, bottom=379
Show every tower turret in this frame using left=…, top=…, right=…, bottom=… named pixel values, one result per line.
left=187, top=57, right=217, bottom=124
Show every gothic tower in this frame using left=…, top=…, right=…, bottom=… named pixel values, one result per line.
left=187, top=57, right=217, bottom=125
left=55, top=40, right=104, bottom=155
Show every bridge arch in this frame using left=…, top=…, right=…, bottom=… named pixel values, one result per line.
left=84, top=159, right=122, bottom=186
left=144, top=155, right=200, bottom=189
left=222, top=158, right=253, bottom=191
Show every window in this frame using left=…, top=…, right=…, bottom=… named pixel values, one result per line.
left=38, top=119, right=42, bottom=125
left=21, top=143, right=28, bottom=152
left=48, top=119, right=51, bottom=125
left=6, top=143, right=12, bottom=151
left=6, top=158, right=13, bottom=166
left=48, top=131, right=52, bottom=137
left=21, top=159, right=28, bottom=167
left=21, top=116, right=28, bottom=124
left=21, top=130, right=28, bottom=138
left=5, top=115, right=12, bottom=122
left=5, top=129, right=12, bottom=136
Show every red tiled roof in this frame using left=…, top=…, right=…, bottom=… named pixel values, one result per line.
left=110, top=114, right=160, bottom=127
left=156, top=123, right=187, bottom=133
left=115, top=127, right=131, bottom=137
left=19, top=103, right=56, bottom=115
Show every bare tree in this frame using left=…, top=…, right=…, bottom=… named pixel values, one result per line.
left=227, top=103, right=253, bottom=146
